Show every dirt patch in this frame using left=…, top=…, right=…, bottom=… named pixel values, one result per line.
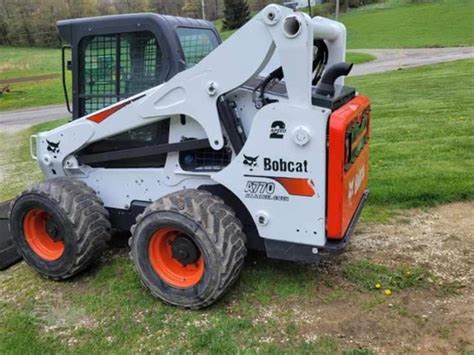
left=1, top=202, right=473, bottom=352
left=0, top=73, right=59, bottom=85
left=295, top=202, right=474, bottom=353
left=350, top=202, right=474, bottom=284
left=0, top=62, right=31, bottom=73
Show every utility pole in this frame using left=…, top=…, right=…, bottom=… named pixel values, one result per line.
left=201, top=0, right=206, bottom=20
left=335, top=0, right=340, bottom=20
left=307, top=0, right=312, bottom=17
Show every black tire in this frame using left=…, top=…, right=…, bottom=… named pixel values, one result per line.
left=130, top=189, right=247, bottom=309
left=9, top=178, right=111, bottom=280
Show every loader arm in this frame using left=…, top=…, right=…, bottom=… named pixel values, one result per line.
left=33, top=5, right=346, bottom=178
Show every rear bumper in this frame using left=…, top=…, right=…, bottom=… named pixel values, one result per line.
left=263, top=190, right=368, bottom=262
left=322, top=189, right=369, bottom=254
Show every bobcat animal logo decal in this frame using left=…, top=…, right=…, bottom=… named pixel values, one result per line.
left=46, top=140, right=60, bottom=154
left=243, top=155, right=259, bottom=171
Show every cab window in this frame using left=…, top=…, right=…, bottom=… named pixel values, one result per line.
left=176, top=27, right=219, bottom=68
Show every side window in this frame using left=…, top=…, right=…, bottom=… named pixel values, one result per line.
left=176, top=27, right=219, bottom=68
left=79, top=31, right=163, bottom=116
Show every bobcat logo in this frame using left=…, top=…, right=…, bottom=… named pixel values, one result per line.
left=243, top=155, right=259, bottom=171
left=46, top=140, right=60, bottom=154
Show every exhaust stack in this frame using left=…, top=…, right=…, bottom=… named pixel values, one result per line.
left=315, top=62, right=353, bottom=97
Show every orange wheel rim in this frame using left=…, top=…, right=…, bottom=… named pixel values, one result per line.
left=148, top=228, right=204, bottom=288
left=23, top=208, right=64, bottom=261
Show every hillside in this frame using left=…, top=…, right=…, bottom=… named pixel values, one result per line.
left=342, top=0, right=473, bottom=48
left=219, top=0, right=473, bottom=48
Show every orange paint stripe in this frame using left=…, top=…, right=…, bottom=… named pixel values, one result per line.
left=273, top=177, right=315, bottom=197
left=87, top=100, right=131, bottom=123
left=87, top=94, right=145, bottom=124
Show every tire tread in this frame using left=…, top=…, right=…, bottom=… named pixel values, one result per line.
left=130, top=189, right=246, bottom=309
left=10, top=177, right=111, bottom=280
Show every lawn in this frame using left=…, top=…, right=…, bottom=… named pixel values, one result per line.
left=0, top=46, right=62, bottom=80
left=0, top=46, right=71, bottom=111
left=0, top=118, right=68, bottom=202
left=0, top=59, right=472, bottom=353
left=219, top=0, right=473, bottom=48
left=347, top=59, right=474, bottom=219
left=342, top=0, right=473, bottom=48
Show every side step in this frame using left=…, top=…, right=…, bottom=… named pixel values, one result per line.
left=0, top=200, right=22, bottom=270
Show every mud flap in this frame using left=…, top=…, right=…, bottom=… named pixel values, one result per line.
left=0, top=200, right=22, bottom=270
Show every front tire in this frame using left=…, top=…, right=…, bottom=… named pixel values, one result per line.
left=130, top=189, right=247, bottom=309
left=9, top=178, right=111, bottom=280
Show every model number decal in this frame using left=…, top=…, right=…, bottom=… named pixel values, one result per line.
left=244, top=180, right=289, bottom=202
left=245, top=181, right=275, bottom=194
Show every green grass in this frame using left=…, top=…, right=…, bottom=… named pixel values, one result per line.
left=347, top=59, right=474, bottom=221
left=0, top=79, right=69, bottom=111
left=346, top=52, right=376, bottom=64
left=0, top=60, right=473, bottom=354
left=0, top=46, right=71, bottom=111
left=343, top=260, right=429, bottom=291
left=0, top=118, right=68, bottom=201
left=0, top=255, right=347, bottom=353
left=0, top=46, right=62, bottom=80
left=342, top=0, right=474, bottom=48
left=220, top=0, right=473, bottom=48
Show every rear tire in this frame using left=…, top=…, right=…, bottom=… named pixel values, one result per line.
left=9, top=178, right=111, bottom=280
left=130, top=189, right=246, bottom=309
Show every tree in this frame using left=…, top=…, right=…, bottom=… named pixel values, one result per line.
left=64, top=0, right=98, bottom=18
left=182, top=0, right=201, bottom=18
left=113, top=0, right=151, bottom=13
left=223, top=0, right=250, bottom=30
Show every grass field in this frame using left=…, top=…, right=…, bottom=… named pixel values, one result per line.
left=0, top=57, right=473, bottom=353
left=342, top=0, right=474, bottom=48
left=219, top=0, right=473, bottom=48
left=347, top=59, right=474, bottom=219
left=0, top=46, right=71, bottom=111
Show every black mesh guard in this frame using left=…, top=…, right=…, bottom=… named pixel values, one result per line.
left=78, top=31, right=163, bottom=116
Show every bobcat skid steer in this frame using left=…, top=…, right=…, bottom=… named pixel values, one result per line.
left=6, top=4, right=370, bottom=308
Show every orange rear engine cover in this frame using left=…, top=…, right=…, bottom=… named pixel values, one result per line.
left=327, top=96, right=371, bottom=239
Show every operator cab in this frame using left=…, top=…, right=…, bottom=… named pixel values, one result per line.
left=58, top=13, right=221, bottom=119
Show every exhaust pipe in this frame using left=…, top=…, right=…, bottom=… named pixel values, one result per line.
left=315, top=62, right=353, bottom=97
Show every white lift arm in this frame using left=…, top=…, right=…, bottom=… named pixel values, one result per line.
left=34, top=4, right=347, bottom=176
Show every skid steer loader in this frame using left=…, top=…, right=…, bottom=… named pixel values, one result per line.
left=4, top=4, right=370, bottom=308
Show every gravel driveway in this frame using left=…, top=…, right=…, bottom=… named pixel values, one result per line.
left=351, top=47, right=473, bottom=76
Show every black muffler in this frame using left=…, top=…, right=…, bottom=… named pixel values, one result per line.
left=315, top=62, right=353, bottom=97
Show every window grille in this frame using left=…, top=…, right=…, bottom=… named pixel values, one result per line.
left=79, top=31, right=163, bottom=116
